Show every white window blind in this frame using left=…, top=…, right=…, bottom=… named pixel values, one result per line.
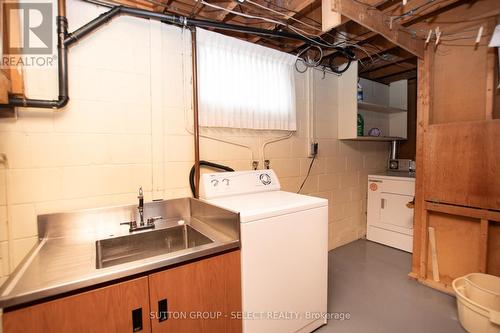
left=196, top=28, right=298, bottom=131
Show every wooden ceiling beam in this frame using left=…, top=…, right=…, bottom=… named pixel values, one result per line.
left=213, top=1, right=239, bottom=21
left=247, top=0, right=318, bottom=43
left=360, top=58, right=416, bottom=80
left=376, top=68, right=417, bottom=83
left=399, top=0, right=466, bottom=26
left=331, top=0, right=424, bottom=58
left=358, top=46, right=414, bottom=71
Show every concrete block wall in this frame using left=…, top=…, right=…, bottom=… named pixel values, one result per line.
left=0, top=0, right=388, bottom=285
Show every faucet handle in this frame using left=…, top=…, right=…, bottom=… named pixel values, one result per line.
left=120, top=220, right=137, bottom=229
left=147, top=216, right=162, bottom=225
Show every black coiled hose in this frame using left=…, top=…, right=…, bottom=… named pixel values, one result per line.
left=189, top=160, right=235, bottom=197
left=328, top=48, right=356, bottom=74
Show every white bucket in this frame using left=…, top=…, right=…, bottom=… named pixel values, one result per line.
left=453, top=273, right=500, bottom=333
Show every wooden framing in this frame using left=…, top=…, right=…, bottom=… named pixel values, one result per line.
left=0, top=71, right=9, bottom=104
left=321, top=0, right=342, bottom=31
left=1, top=0, right=25, bottom=101
left=410, top=5, right=499, bottom=292
left=425, top=202, right=500, bottom=223
left=330, top=0, right=424, bottom=58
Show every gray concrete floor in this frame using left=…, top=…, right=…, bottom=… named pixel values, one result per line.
left=316, top=239, right=466, bottom=333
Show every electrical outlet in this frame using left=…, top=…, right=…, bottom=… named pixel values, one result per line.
left=309, top=142, right=319, bottom=157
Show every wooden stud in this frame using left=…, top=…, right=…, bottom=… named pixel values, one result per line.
left=0, top=71, right=10, bottom=104
left=479, top=219, right=489, bottom=273
left=428, top=227, right=440, bottom=282
left=412, top=49, right=432, bottom=279
left=486, top=20, right=496, bottom=120
left=425, top=202, right=500, bottom=222
left=331, top=0, right=425, bottom=58
left=322, top=0, right=342, bottom=31
left=419, top=211, right=430, bottom=279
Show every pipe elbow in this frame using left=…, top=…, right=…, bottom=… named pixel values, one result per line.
left=56, top=96, right=69, bottom=108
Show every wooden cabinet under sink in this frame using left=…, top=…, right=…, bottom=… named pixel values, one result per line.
left=2, top=250, right=241, bottom=333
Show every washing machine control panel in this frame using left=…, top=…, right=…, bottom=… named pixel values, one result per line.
left=199, top=169, right=281, bottom=199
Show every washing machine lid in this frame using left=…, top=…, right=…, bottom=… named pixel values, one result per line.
left=204, top=190, right=328, bottom=223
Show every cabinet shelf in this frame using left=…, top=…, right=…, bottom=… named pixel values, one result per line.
left=338, top=61, right=408, bottom=140
left=343, top=136, right=406, bottom=141
left=358, top=101, right=407, bottom=114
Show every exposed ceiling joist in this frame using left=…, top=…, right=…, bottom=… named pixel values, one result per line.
left=247, top=0, right=318, bottom=43
left=213, top=1, right=239, bottom=21
left=376, top=68, right=417, bottom=84
left=331, top=0, right=424, bottom=58
left=360, top=57, right=416, bottom=79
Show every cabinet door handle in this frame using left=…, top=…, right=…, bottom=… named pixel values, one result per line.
left=158, top=299, right=169, bottom=322
left=381, top=198, right=385, bottom=209
left=132, top=308, right=143, bottom=332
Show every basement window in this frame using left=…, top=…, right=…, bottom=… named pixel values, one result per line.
left=196, top=28, right=298, bottom=131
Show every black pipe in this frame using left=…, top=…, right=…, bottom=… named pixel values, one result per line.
left=189, top=161, right=235, bottom=197
left=65, top=6, right=121, bottom=46
left=66, top=6, right=325, bottom=47
left=1, top=3, right=346, bottom=110
left=6, top=15, right=69, bottom=108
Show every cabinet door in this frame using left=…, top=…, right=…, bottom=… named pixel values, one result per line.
left=3, top=277, right=151, bottom=333
left=149, top=250, right=242, bottom=333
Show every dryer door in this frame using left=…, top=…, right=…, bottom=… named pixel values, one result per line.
left=380, top=192, right=414, bottom=235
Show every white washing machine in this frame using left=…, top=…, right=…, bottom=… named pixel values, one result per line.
left=367, top=172, right=415, bottom=252
left=199, top=169, right=328, bottom=333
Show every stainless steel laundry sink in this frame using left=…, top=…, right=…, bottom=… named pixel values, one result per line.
left=96, top=224, right=213, bottom=269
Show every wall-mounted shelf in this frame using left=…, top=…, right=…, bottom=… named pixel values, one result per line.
left=358, top=102, right=406, bottom=114
left=338, top=61, right=408, bottom=140
left=347, top=136, right=406, bottom=141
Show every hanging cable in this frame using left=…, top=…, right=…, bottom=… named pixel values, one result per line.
left=297, top=154, right=316, bottom=194
left=295, top=45, right=323, bottom=73
left=328, top=48, right=356, bottom=74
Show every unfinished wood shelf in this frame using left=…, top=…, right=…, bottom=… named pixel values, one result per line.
left=358, top=101, right=407, bottom=114
left=338, top=61, right=409, bottom=141
left=344, top=136, right=406, bottom=141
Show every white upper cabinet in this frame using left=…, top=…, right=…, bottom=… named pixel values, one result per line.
left=337, top=61, right=408, bottom=141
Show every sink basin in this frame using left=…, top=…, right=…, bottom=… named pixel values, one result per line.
left=96, top=225, right=213, bottom=269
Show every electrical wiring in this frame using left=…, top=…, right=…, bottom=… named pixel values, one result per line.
left=199, top=0, right=317, bottom=37
left=390, top=0, right=439, bottom=22
left=242, top=0, right=377, bottom=53
left=295, top=45, right=324, bottom=72
left=297, top=154, right=316, bottom=194
left=197, top=0, right=359, bottom=53
left=245, top=0, right=323, bottom=33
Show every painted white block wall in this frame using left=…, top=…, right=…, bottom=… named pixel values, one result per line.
left=0, top=0, right=389, bottom=285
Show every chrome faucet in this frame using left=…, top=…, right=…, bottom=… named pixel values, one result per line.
left=120, top=186, right=162, bottom=232
left=138, top=186, right=144, bottom=226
